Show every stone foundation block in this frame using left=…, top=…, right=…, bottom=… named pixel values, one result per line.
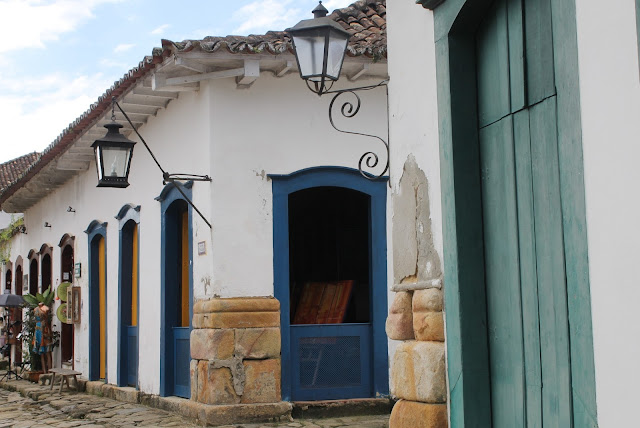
left=191, top=328, right=235, bottom=360
left=412, top=289, right=443, bottom=313
left=190, top=360, right=198, bottom=401
left=194, top=297, right=280, bottom=314
left=390, top=400, right=448, bottom=428
left=391, top=341, right=446, bottom=403
left=241, top=359, right=281, bottom=404
left=386, top=291, right=415, bottom=340
left=197, top=361, right=240, bottom=405
left=193, top=312, right=279, bottom=329
left=413, top=312, right=444, bottom=342
left=235, top=328, right=281, bottom=359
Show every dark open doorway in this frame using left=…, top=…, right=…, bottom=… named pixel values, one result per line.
left=13, top=264, right=22, bottom=365
left=29, top=258, right=38, bottom=295
left=288, top=187, right=370, bottom=325
left=41, top=252, right=51, bottom=292
left=60, top=244, right=74, bottom=366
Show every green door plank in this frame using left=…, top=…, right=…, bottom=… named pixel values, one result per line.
left=507, top=0, right=526, bottom=112
left=524, top=0, right=556, bottom=104
left=549, top=0, right=599, bottom=424
left=529, top=98, right=572, bottom=428
left=513, top=109, right=543, bottom=428
left=476, top=0, right=511, bottom=128
left=479, top=116, right=525, bottom=428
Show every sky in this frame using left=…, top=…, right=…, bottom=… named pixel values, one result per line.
left=0, top=0, right=353, bottom=164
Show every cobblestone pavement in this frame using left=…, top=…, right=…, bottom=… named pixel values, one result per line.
left=0, top=380, right=389, bottom=427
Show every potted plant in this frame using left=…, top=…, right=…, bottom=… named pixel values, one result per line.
left=22, top=287, right=59, bottom=382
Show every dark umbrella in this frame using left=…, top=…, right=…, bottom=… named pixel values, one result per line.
left=0, top=293, right=24, bottom=307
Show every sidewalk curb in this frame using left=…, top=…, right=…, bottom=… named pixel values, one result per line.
left=0, top=378, right=293, bottom=426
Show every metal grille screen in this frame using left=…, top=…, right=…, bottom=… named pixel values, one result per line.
left=299, top=336, right=361, bottom=388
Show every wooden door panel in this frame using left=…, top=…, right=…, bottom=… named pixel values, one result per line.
left=513, top=109, right=543, bottom=428
left=476, top=0, right=510, bottom=128
left=524, top=0, right=556, bottom=104
left=529, top=98, right=572, bottom=428
left=479, top=116, right=526, bottom=427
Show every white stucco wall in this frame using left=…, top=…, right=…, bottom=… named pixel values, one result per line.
left=385, top=0, right=443, bottom=371
left=576, top=1, right=640, bottom=425
left=4, top=68, right=390, bottom=397
left=6, top=86, right=212, bottom=394
left=207, top=73, right=389, bottom=298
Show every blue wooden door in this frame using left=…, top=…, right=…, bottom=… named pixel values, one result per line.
left=172, top=327, right=190, bottom=398
left=127, top=326, right=138, bottom=386
left=477, top=0, right=572, bottom=425
left=291, top=324, right=372, bottom=401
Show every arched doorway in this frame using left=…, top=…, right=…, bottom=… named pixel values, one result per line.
left=13, top=259, right=23, bottom=365
left=5, top=264, right=12, bottom=291
left=272, top=167, right=388, bottom=401
left=116, top=204, right=140, bottom=388
left=158, top=184, right=192, bottom=398
left=28, top=252, right=38, bottom=296
left=86, top=221, right=107, bottom=381
left=59, top=234, right=75, bottom=367
left=40, top=245, right=52, bottom=292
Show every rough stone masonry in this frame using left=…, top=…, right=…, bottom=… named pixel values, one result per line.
left=387, top=156, right=448, bottom=428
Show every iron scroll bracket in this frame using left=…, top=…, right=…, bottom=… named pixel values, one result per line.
left=324, top=80, right=390, bottom=180
left=112, top=97, right=213, bottom=229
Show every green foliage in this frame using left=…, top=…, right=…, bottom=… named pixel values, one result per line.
left=0, top=217, right=23, bottom=263
left=22, top=286, right=54, bottom=308
left=21, top=286, right=59, bottom=371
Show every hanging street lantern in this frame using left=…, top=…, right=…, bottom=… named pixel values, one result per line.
left=286, top=1, right=351, bottom=96
left=91, top=121, right=136, bottom=188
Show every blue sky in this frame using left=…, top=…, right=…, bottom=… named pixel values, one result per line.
left=0, top=0, right=352, bottom=164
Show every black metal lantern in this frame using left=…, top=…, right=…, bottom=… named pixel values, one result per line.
left=287, top=1, right=351, bottom=96
left=91, top=122, right=135, bottom=188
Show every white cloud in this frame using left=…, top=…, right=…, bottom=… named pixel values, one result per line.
left=231, top=0, right=355, bottom=35
left=232, top=0, right=303, bottom=34
left=150, top=24, right=170, bottom=35
left=0, top=0, right=122, bottom=54
left=114, top=43, right=135, bottom=53
left=0, top=72, right=113, bottom=162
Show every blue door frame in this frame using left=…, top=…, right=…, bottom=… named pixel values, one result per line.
left=116, top=204, right=140, bottom=388
left=157, top=182, right=193, bottom=398
left=271, top=167, right=389, bottom=401
left=85, top=220, right=108, bottom=382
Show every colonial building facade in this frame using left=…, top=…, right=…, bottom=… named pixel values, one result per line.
left=0, top=1, right=393, bottom=423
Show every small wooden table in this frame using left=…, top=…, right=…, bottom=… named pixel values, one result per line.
left=48, top=368, right=81, bottom=393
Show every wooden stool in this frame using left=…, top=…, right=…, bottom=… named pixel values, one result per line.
left=48, top=368, right=81, bottom=393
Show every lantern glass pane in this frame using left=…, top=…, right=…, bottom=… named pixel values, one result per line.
left=101, top=146, right=130, bottom=178
left=292, top=29, right=327, bottom=79
left=326, top=30, right=349, bottom=80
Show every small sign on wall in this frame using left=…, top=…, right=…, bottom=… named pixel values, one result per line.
left=71, top=287, right=81, bottom=324
left=62, top=272, right=69, bottom=281
left=74, top=263, right=81, bottom=278
left=198, top=241, right=206, bottom=256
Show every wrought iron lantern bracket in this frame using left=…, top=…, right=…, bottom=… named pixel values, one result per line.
left=110, top=97, right=213, bottom=229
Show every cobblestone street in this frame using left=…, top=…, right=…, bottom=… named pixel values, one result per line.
left=0, top=379, right=389, bottom=427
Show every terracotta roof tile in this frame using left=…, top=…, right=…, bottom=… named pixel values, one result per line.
left=0, top=152, right=40, bottom=192
left=162, top=0, right=386, bottom=59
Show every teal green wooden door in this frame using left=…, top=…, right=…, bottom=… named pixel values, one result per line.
left=477, top=0, right=572, bottom=426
